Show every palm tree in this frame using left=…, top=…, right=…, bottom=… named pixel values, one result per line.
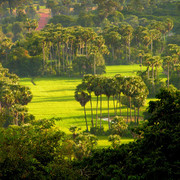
left=82, top=74, right=95, bottom=127
left=92, top=75, right=104, bottom=128
left=103, top=77, right=116, bottom=129
left=75, top=83, right=91, bottom=131
left=133, top=26, right=146, bottom=48
left=143, top=53, right=152, bottom=79
left=119, top=25, right=133, bottom=62
left=115, top=74, right=124, bottom=116
left=155, top=57, right=163, bottom=79
left=163, top=56, right=173, bottom=88
left=25, top=19, right=38, bottom=32
left=138, top=50, right=144, bottom=72
left=149, top=29, right=161, bottom=54
left=91, top=35, right=109, bottom=74
left=149, top=56, right=160, bottom=85
left=81, top=28, right=96, bottom=57
left=103, top=31, right=121, bottom=63
left=122, top=77, right=137, bottom=122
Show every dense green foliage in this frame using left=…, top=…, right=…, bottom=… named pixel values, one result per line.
left=0, top=1, right=179, bottom=179
left=0, top=88, right=179, bottom=179
left=0, top=63, right=33, bottom=127
left=0, top=119, right=80, bottom=179
left=73, top=88, right=180, bottom=179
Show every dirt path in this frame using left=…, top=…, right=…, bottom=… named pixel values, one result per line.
left=37, top=9, right=51, bottom=31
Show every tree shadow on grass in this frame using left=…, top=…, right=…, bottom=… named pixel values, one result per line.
left=32, top=96, right=74, bottom=103
left=45, top=88, right=75, bottom=92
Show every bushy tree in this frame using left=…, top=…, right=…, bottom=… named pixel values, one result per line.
left=0, top=63, right=32, bottom=126
left=0, top=118, right=79, bottom=179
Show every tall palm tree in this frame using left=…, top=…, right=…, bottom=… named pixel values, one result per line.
left=138, top=50, right=144, bottom=72
left=82, top=74, right=95, bottom=127
left=119, top=25, right=133, bottom=62
left=103, top=77, right=116, bottom=129
left=75, top=83, right=91, bottom=131
left=115, top=74, right=124, bottom=116
left=91, top=35, right=109, bottom=74
left=92, top=75, right=104, bottom=127
left=122, top=77, right=136, bottom=122
left=103, top=31, right=121, bottom=63
left=163, top=56, right=173, bottom=88
left=143, top=53, right=152, bottom=79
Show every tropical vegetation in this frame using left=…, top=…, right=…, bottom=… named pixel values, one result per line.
left=0, top=0, right=179, bottom=179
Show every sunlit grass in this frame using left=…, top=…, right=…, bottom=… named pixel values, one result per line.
left=105, top=64, right=146, bottom=77
left=20, top=64, right=166, bottom=148
left=97, top=136, right=134, bottom=149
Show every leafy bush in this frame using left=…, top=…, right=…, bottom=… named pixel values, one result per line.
left=0, top=119, right=67, bottom=179
left=110, top=116, right=128, bottom=136
left=108, top=134, right=121, bottom=148
left=73, top=133, right=98, bottom=160
left=90, top=126, right=105, bottom=135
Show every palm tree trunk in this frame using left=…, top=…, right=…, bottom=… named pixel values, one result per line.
left=86, top=42, right=88, bottom=57
left=63, top=46, right=65, bottom=72
left=167, top=63, right=169, bottom=88
left=22, top=113, right=24, bottom=124
left=137, top=107, right=140, bottom=125
left=108, top=96, right=110, bottom=130
left=100, top=94, right=102, bottom=129
left=90, top=96, right=94, bottom=127
left=155, top=66, right=158, bottom=79
left=84, top=106, right=88, bottom=131
left=127, top=107, right=128, bottom=123
left=152, top=64, right=154, bottom=84
left=151, top=39, right=153, bottom=53
left=113, top=96, right=116, bottom=116
left=15, top=112, right=18, bottom=125
left=129, top=96, right=132, bottom=122
left=134, top=106, right=136, bottom=124
left=119, top=93, right=121, bottom=116
left=58, top=43, right=61, bottom=74
left=126, top=45, right=128, bottom=62
left=147, top=67, right=149, bottom=79
left=112, top=46, right=114, bottom=62
left=128, top=35, right=131, bottom=62
left=96, top=96, right=98, bottom=127
left=152, top=64, right=155, bottom=94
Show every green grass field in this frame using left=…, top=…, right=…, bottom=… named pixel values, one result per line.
left=20, top=64, right=166, bottom=148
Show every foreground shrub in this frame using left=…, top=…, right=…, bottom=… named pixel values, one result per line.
left=0, top=119, right=70, bottom=179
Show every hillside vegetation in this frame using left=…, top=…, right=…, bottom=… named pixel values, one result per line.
left=0, top=1, right=179, bottom=179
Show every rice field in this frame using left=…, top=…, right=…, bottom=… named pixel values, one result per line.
left=20, top=64, right=166, bottom=148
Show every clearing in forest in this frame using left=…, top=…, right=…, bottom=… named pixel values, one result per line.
left=36, top=8, right=51, bottom=31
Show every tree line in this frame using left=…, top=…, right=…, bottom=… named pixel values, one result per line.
left=75, top=74, right=149, bottom=132
left=0, top=24, right=109, bottom=77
